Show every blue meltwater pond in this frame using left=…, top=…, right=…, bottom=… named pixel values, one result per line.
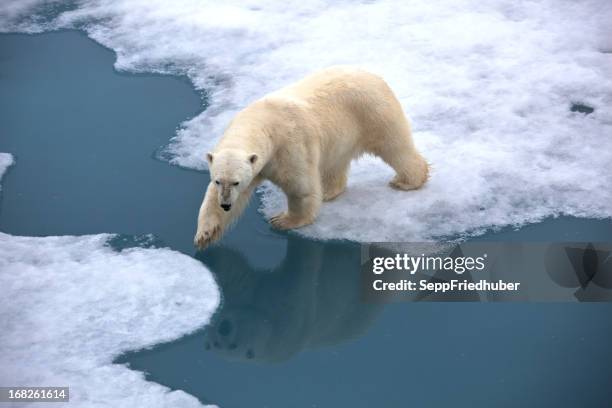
left=1, top=31, right=611, bottom=408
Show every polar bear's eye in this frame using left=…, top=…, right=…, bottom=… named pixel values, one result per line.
left=214, top=180, right=220, bottom=185
left=233, top=182, right=239, bottom=186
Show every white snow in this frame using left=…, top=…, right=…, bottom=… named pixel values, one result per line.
left=0, top=232, right=219, bottom=407
left=0, top=153, right=13, bottom=183
left=0, top=156, right=219, bottom=407
left=1, top=0, right=611, bottom=242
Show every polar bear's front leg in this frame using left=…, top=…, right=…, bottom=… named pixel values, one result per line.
left=322, top=164, right=349, bottom=201
left=270, top=180, right=322, bottom=230
left=194, top=182, right=225, bottom=249
left=195, top=178, right=260, bottom=249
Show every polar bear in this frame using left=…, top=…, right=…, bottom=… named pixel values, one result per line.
left=194, top=66, right=428, bottom=249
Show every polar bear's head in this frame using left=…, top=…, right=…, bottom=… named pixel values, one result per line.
left=206, top=148, right=258, bottom=212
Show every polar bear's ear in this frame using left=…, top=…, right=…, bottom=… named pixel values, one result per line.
left=206, top=152, right=214, bottom=163
left=248, top=154, right=258, bottom=165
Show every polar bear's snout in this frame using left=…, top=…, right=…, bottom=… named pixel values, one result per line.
left=219, top=184, right=236, bottom=211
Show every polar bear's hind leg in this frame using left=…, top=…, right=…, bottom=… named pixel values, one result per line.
left=386, top=148, right=429, bottom=191
left=371, top=122, right=429, bottom=191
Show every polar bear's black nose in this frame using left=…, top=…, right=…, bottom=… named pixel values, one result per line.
left=221, top=204, right=231, bottom=211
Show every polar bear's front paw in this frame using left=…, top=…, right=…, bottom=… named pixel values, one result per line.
left=270, top=213, right=293, bottom=230
left=194, top=218, right=222, bottom=249
left=270, top=212, right=310, bottom=230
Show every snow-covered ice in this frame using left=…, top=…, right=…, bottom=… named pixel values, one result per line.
left=0, top=153, right=13, bottom=183
left=1, top=0, right=611, bottom=241
left=0, top=233, right=220, bottom=407
left=0, top=155, right=219, bottom=407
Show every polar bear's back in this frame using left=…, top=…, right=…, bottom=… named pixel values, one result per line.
left=275, top=66, right=396, bottom=109
left=271, top=66, right=412, bottom=161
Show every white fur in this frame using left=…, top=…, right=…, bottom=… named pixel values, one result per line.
left=195, top=66, right=428, bottom=249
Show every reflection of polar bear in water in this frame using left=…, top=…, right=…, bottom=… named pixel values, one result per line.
left=198, top=237, right=384, bottom=363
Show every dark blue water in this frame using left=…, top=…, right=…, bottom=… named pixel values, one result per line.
left=1, top=32, right=611, bottom=408
left=0, top=30, right=285, bottom=268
